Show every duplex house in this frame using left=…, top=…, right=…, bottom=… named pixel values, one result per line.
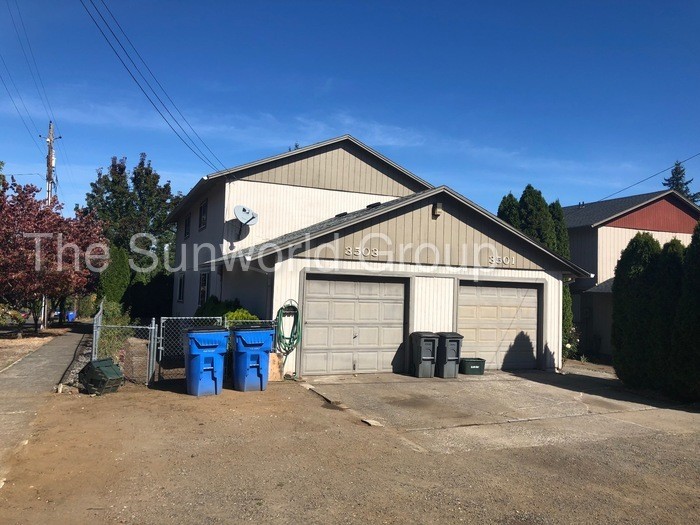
left=167, top=135, right=589, bottom=377
left=563, top=190, right=700, bottom=356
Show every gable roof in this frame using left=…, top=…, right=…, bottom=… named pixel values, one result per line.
left=206, top=186, right=592, bottom=278
left=563, top=190, right=700, bottom=229
left=166, top=135, right=433, bottom=223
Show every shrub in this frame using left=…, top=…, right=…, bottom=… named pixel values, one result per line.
left=98, top=246, right=131, bottom=304
left=669, top=224, right=700, bottom=400
left=225, top=308, right=259, bottom=322
left=195, top=296, right=241, bottom=317
left=611, top=232, right=661, bottom=387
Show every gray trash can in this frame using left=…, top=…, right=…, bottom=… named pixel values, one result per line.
left=409, top=332, right=438, bottom=378
left=436, top=332, right=463, bottom=378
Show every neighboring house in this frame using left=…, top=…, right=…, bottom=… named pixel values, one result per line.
left=167, top=135, right=589, bottom=377
left=563, top=190, right=700, bottom=357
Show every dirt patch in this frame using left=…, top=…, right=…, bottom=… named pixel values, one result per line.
left=0, top=328, right=70, bottom=371
left=0, top=381, right=698, bottom=524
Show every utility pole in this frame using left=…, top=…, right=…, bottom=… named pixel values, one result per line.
left=40, top=121, right=57, bottom=329
left=45, top=121, right=55, bottom=203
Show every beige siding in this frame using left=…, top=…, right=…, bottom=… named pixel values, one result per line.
left=597, top=227, right=692, bottom=283
left=272, top=258, right=563, bottom=375
left=223, top=180, right=393, bottom=254
left=568, top=227, right=597, bottom=277
left=296, top=199, right=546, bottom=270
left=412, top=277, right=455, bottom=332
left=240, top=142, right=423, bottom=196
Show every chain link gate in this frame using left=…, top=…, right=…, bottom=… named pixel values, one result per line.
left=156, top=317, right=224, bottom=381
left=92, top=317, right=158, bottom=385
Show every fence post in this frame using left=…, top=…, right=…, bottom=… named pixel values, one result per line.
left=147, top=318, right=156, bottom=385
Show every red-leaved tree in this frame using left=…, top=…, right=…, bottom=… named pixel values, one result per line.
left=0, top=179, right=106, bottom=331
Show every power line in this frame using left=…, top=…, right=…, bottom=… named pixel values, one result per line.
left=98, top=0, right=226, bottom=170
left=0, top=56, right=43, bottom=153
left=79, top=0, right=220, bottom=171
left=10, top=0, right=77, bottom=189
left=597, top=151, right=700, bottom=202
left=87, top=0, right=220, bottom=171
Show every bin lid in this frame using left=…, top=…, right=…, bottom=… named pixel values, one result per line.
left=410, top=331, right=439, bottom=337
left=436, top=332, right=464, bottom=339
left=187, top=326, right=228, bottom=333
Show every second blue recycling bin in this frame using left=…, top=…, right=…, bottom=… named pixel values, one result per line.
left=185, top=326, right=229, bottom=396
left=232, top=328, right=275, bottom=392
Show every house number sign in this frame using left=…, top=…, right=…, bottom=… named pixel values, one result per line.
left=344, top=246, right=380, bottom=258
left=489, top=255, right=517, bottom=265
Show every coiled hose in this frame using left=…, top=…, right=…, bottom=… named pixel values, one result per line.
left=275, top=300, right=301, bottom=356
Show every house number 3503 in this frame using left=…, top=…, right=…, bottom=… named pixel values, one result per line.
left=345, top=246, right=379, bottom=258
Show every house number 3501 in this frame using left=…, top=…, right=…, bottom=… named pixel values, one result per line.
left=489, top=255, right=516, bottom=265
left=345, top=246, right=379, bottom=258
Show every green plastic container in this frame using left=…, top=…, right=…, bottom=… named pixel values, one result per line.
left=459, top=357, right=485, bottom=375
left=79, top=358, right=125, bottom=395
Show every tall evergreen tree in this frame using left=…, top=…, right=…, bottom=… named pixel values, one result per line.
left=663, top=161, right=700, bottom=204
left=0, top=160, right=5, bottom=185
left=548, top=200, right=570, bottom=258
left=518, top=184, right=557, bottom=249
left=669, top=223, right=700, bottom=400
left=497, top=192, right=521, bottom=229
left=611, top=232, right=661, bottom=386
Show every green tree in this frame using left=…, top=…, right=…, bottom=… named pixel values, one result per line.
left=83, top=154, right=180, bottom=253
left=669, top=223, right=700, bottom=400
left=0, top=160, right=5, bottom=185
left=518, top=184, right=557, bottom=249
left=497, top=192, right=521, bottom=229
left=611, top=233, right=661, bottom=387
left=648, top=239, right=685, bottom=392
left=548, top=200, right=574, bottom=352
left=98, top=246, right=131, bottom=304
left=663, top=161, right=700, bottom=204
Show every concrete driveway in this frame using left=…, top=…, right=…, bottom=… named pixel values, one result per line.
left=308, top=368, right=700, bottom=453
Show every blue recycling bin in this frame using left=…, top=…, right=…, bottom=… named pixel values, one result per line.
left=185, top=326, right=229, bottom=396
left=66, top=311, right=76, bottom=322
left=232, top=328, right=275, bottom=392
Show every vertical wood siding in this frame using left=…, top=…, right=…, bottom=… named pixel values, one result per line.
left=240, top=142, right=425, bottom=196
left=597, top=227, right=692, bottom=283
left=412, top=277, right=455, bottom=332
left=604, top=196, right=699, bottom=233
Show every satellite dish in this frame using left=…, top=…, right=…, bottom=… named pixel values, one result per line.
left=234, top=205, right=259, bottom=226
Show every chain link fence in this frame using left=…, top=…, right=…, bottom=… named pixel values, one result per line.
left=92, top=323, right=157, bottom=385
left=156, top=317, right=223, bottom=381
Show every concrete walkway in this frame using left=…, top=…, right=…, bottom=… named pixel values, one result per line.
left=0, top=328, right=84, bottom=480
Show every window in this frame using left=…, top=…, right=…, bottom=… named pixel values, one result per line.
left=184, top=214, right=191, bottom=239
left=198, top=199, right=208, bottom=230
left=198, top=272, right=209, bottom=307
left=177, top=274, right=185, bottom=302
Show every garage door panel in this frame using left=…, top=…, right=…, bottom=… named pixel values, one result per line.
left=332, top=302, right=355, bottom=321
left=303, top=353, right=328, bottom=374
left=357, top=326, right=380, bottom=346
left=356, top=351, right=379, bottom=372
left=305, top=301, right=330, bottom=321
left=458, top=284, right=538, bottom=370
left=331, top=327, right=355, bottom=346
left=304, top=326, right=329, bottom=348
left=358, top=302, right=380, bottom=321
left=302, top=277, right=406, bottom=375
left=382, top=302, right=404, bottom=322
left=330, top=352, right=354, bottom=373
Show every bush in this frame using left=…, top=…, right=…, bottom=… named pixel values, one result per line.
left=194, top=296, right=240, bottom=317
left=98, top=246, right=131, bottom=304
left=611, top=232, right=661, bottom=387
left=77, top=294, right=97, bottom=319
left=124, top=270, right=173, bottom=322
left=225, top=308, right=259, bottom=322
left=669, top=224, right=700, bottom=400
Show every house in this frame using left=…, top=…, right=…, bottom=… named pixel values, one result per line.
left=563, top=190, right=700, bottom=357
left=167, top=135, right=590, bottom=377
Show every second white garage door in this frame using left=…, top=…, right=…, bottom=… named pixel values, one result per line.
left=302, top=276, right=406, bottom=375
left=458, top=283, right=539, bottom=370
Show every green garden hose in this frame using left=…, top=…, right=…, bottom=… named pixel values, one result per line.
left=275, top=300, right=301, bottom=356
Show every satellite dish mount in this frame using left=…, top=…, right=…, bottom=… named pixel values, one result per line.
left=234, top=205, right=259, bottom=239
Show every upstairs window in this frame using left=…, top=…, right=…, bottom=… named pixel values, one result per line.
left=198, top=273, right=209, bottom=307
left=184, top=214, right=191, bottom=239
left=198, top=199, right=208, bottom=230
left=177, top=274, right=185, bottom=302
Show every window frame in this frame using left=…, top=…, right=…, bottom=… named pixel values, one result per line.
left=183, top=214, right=191, bottom=239
left=198, top=199, right=208, bottom=231
left=198, top=272, right=209, bottom=307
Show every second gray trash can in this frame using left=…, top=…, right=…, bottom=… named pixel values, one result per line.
left=436, top=332, right=463, bottom=378
left=409, top=332, right=438, bottom=378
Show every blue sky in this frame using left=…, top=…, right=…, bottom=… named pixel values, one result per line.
left=1, top=1, right=699, bottom=214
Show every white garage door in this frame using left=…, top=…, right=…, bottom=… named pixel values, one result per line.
left=457, top=283, right=538, bottom=370
left=302, top=277, right=406, bottom=375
